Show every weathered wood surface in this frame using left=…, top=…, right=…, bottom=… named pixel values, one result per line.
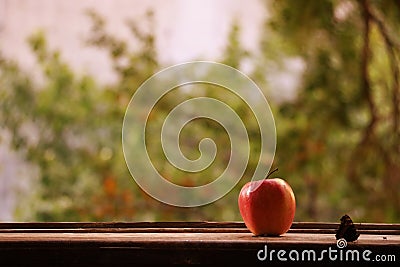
left=0, top=222, right=398, bottom=266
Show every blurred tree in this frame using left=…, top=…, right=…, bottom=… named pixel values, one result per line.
left=0, top=11, right=161, bottom=221
left=0, top=11, right=254, bottom=221
left=222, top=20, right=249, bottom=69
left=1, top=1, right=398, bottom=223
left=258, top=0, right=400, bottom=222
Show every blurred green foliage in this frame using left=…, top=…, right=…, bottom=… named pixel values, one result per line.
left=0, top=0, right=399, bottom=222
left=262, top=0, right=400, bottom=222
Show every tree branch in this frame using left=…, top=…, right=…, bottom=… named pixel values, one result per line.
left=347, top=0, right=377, bottom=185
left=368, top=5, right=400, bottom=135
left=360, top=0, right=378, bottom=130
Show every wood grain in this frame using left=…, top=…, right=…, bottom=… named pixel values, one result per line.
left=0, top=222, right=398, bottom=266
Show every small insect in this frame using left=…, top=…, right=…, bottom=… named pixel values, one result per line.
left=335, top=214, right=360, bottom=242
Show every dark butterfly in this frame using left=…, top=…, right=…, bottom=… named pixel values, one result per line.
left=335, top=214, right=360, bottom=242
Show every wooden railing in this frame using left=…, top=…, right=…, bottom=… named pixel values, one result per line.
left=0, top=222, right=399, bottom=266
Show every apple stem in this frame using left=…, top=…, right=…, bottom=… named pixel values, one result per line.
left=266, top=168, right=279, bottom=179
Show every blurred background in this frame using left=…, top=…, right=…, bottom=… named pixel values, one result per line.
left=0, top=0, right=399, bottom=222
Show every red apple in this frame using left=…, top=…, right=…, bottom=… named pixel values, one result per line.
left=238, top=171, right=296, bottom=236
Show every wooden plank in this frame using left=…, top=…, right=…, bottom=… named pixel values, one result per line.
left=0, top=227, right=399, bottom=235
left=0, top=222, right=399, bottom=234
left=0, top=221, right=246, bottom=229
left=0, top=222, right=398, bottom=266
left=0, top=232, right=399, bottom=245
left=1, top=221, right=399, bottom=229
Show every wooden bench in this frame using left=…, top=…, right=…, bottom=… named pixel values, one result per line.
left=0, top=222, right=399, bottom=266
